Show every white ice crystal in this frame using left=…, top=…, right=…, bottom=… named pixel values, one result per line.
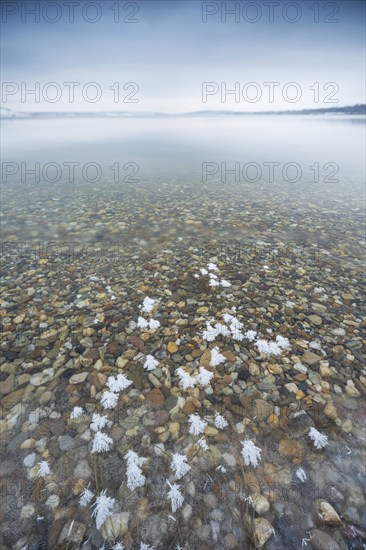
left=140, top=544, right=154, bottom=550
left=112, top=544, right=125, bottom=550
left=209, top=273, right=218, bottom=280
left=148, top=319, right=160, bottom=331
left=79, top=486, right=94, bottom=507
left=106, top=373, right=132, bottom=392
left=241, top=440, right=262, bottom=467
left=167, top=481, right=184, bottom=512
left=221, top=279, right=231, bottom=287
left=91, top=431, right=113, bottom=453
left=137, top=316, right=149, bottom=329
left=308, top=427, right=328, bottom=449
left=37, top=460, right=51, bottom=477
left=202, top=323, right=219, bottom=342
left=197, top=437, right=209, bottom=451
left=207, top=263, right=218, bottom=270
left=209, top=279, right=220, bottom=287
left=244, top=330, right=257, bottom=341
left=176, top=367, right=196, bottom=390
left=188, top=414, right=207, bottom=435
left=254, top=339, right=282, bottom=356
left=124, top=450, right=147, bottom=490
left=215, top=323, right=231, bottom=337
left=70, top=406, right=84, bottom=419
left=90, top=413, right=109, bottom=432
left=143, top=354, right=159, bottom=371
left=276, top=335, right=291, bottom=351
left=101, top=391, right=119, bottom=410
left=196, top=367, right=214, bottom=386
left=296, top=467, right=307, bottom=482
left=210, top=346, right=226, bottom=367
left=92, top=490, right=115, bottom=529
left=171, top=453, right=191, bottom=480
left=231, top=326, right=244, bottom=341
left=200, top=267, right=208, bottom=275
left=223, top=313, right=234, bottom=323
left=216, top=465, right=227, bottom=473
left=214, top=412, right=228, bottom=430
left=141, top=296, right=155, bottom=313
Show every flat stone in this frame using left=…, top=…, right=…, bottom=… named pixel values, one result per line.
left=58, top=435, right=75, bottom=452
left=309, top=529, right=340, bottom=550
left=101, top=512, right=130, bottom=539
left=302, top=351, right=321, bottom=365
left=1, top=373, right=15, bottom=395
left=315, top=500, right=342, bottom=526
left=253, top=518, right=274, bottom=548
left=279, top=437, right=304, bottom=458
left=308, top=314, right=322, bottom=326
left=167, top=342, right=178, bottom=354
left=69, top=372, right=88, bottom=384
left=146, top=388, right=164, bottom=408
left=29, top=368, right=54, bottom=387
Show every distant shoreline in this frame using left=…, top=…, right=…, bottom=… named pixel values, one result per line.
left=1, top=105, right=365, bottom=120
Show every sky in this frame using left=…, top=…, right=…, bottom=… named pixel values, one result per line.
left=1, top=0, right=365, bottom=113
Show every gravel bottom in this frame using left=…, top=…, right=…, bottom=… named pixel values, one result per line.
left=1, top=179, right=365, bottom=550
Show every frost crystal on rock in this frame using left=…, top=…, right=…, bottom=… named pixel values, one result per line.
left=106, top=374, right=132, bottom=392
left=223, top=313, right=234, bottom=323
left=203, top=323, right=219, bottom=342
left=196, top=367, right=213, bottom=386
left=141, top=296, right=155, bottom=313
left=124, top=450, right=147, bottom=490
left=214, top=412, right=228, bottom=430
left=296, top=467, right=307, bottom=482
left=276, top=335, right=291, bottom=351
left=220, top=279, right=231, bottom=287
left=92, top=489, right=115, bottom=529
left=308, top=427, right=328, bottom=449
left=70, top=406, right=84, bottom=419
left=143, top=354, right=159, bottom=371
left=255, top=339, right=282, bottom=356
left=140, top=544, right=154, bottom=550
left=112, top=544, right=125, bottom=550
left=100, top=391, right=119, bottom=409
left=209, top=278, right=220, bottom=287
left=167, top=481, right=184, bottom=512
left=90, top=413, right=108, bottom=432
left=244, top=330, right=257, bottom=341
left=79, top=486, right=94, bottom=507
left=216, top=323, right=231, bottom=337
left=137, top=316, right=149, bottom=329
left=37, top=460, right=52, bottom=477
left=91, top=431, right=113, bottom=453
left=207, top=263, right=218, bottom=271
left=148, top=319, right=160, bottom=331
left=188, top=414, right=207, bottom=435
left=197, top=437, right=209, bottom=451
left=241, top=440, right=262, bottom=467
left=210, top=346, right=226, bottom=367
left=176, top=368, right=196, bottom=389
left=171, top=453, right=191, bottom=480
left=200, top=268, right=208, bottom=275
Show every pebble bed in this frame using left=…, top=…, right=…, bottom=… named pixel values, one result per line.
left=0, top=178, right=365, bottom=550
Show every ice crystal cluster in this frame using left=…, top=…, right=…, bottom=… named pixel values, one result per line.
left=197, top=263, right=232, bottom=288
left=92, top=490, right=116, bottom=529
left=37, top=460, right=51, bottom=477
left=171, top=453, right=191, bottom=480
left=91, top=431, right=113, bottom=453
left=143, top=354, right=159, bottom=371
left=188, top=414, right=207, bottom=435
left=79, top=486, right=94, bottom=507
left=308, top=427, right=328, bottom=449
left=167, top=481, right=184, bottom=512
left=241, top=440, right=262, bottom=467
left=124, top=450, right=147, bottom=490
left=70, top=406, right=84, bottom=419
